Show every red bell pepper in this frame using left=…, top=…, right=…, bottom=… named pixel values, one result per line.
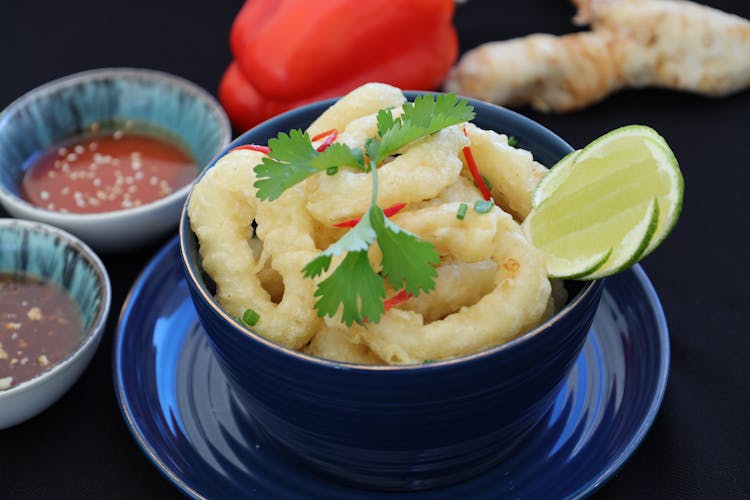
left=228, top=0, right=457, bottom=102
left=220, top=14, right=457, bottom=133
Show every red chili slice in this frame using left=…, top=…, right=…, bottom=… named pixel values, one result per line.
left=333, top=202, right=407, bottom=228
left=231, top=144, right=271, bottom=154
left=311, top=128, right=338, bottom=152
left=383, top=289, right=413, bottom=311
left=462, top=128, right=492, bottom=201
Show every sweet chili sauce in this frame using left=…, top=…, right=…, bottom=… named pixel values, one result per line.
left=0, top=273, right=83, bottom=391
left=20, top=121, right=197, bottom=214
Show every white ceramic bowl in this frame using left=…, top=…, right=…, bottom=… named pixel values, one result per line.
left=0, top=68, right=231, bottom=252
left=0, top=219, right=111, bottom=429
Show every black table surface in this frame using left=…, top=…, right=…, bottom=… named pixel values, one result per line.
left=1, top=0, right=749, bottom=498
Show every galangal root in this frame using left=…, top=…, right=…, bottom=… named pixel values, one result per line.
left=445, top=0, right=750, bottom=112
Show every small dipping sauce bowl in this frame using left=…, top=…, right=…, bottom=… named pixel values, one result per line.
left=0, top=218, right=111, bottom=429
left=0, top=68, right=231, bottom=251
left=179, top=94, right=605, bottom=491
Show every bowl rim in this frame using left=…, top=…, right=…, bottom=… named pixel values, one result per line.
left=179, top=92, right=602, bottom=372
left=0, top=67, right=231, bottom=223
left=0, top=218, right=112, bottom=396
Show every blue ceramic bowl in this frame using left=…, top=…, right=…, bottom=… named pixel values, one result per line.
left=179, top=94, right=605, bottom=491
left=0, top=68, right=230, bottom=251
left=0, top=218, right=111, bottom=429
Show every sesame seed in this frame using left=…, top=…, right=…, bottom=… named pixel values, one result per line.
left=40, top=190, right=49, bottom=200
left=57, top=147, right=68, bottom=157
left=74, top=145, right=85, bottom=154
left=113, top=130, right=124, bottom=140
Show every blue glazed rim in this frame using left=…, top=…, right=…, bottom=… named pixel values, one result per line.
left=115, top=236, right=670, bottom=499
left=178, top=91, right=602, bottom=372
left=0, top=67, right=231, bottom=222
left=0, top=218, right=111, bottom=394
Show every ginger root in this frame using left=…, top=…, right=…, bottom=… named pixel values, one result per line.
left=445, top=0, right=750, bottom=112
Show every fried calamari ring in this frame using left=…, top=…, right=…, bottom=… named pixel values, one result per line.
left=306, top=82, right=405, bottom=138
left=344, top=203, right=551, bottom=364
left=401, top=259, right=498, bottom=323
left=407, top=175, right=483, bottom=210
left=333, top=107, right=402, bottom=151
left=305, top=125, right=469, bottom=225
left=462, top=123, right=548, bottom=220
left=303, top=323, right=384, bottom=365
left=188, top=149, right=321, bottom=350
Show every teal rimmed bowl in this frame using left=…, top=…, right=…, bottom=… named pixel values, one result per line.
left=0, top=68, right=231, bottom=251
left=0, top=218, right=111, bottom=429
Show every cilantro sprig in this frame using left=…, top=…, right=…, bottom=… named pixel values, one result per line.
left=253, top=93, right=475, bottom=325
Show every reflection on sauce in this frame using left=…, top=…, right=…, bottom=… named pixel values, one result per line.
left=21, top=121, right=197, bottom=214
left=0, top=273, right=83, bottom=391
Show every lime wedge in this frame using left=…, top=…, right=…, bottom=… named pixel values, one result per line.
left=531, top=148, right=580, bottom=209
left=523, top=125, right=683, bottom=279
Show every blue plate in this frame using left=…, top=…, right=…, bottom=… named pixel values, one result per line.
left=114, top=237, right=669, bottom=499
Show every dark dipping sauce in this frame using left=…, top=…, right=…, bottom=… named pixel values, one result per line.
left=0, top=273, right=83, bottom=391
left=20, top=121, right=197, bottom=214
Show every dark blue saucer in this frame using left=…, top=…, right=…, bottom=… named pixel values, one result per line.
left=114, top=237, right=669, bottom=499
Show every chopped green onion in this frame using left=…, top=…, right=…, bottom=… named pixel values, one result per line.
left=326, top=166, right=339, bottom=175
left=239, top=308, right=260, bottom=327
left=507, top=136, right=518, bottom=147
left=456, top=202, right=468, bottom=220
left=481, top=174, right=492, bottom=192
left=423, top=359, right=436, bottom=364
left=473, top=199, right=493, bottom=214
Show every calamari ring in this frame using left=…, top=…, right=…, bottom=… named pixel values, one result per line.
left=305, top=125, right=469, bottom=225
left=462, top=122, right=548, bottom=220
left=333, top=107, right=404, bottom=151
left=344, top=202, right=551, bottom=364
left=188, top=149, right=321, bottom=350
left=401, top=259, right=497, bottom=323
left=306, top=82, right=405, bottom=139
left=303, top=323, right=384, bottom=365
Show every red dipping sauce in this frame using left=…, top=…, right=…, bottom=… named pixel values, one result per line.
left=21, top=122, right=197, bottom=214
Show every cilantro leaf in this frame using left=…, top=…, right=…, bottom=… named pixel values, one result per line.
left=312, top=250, right=386, bottom=326
left=254, top=130, right=363, bottom=201
left=370, top=206, right=440, bottom=296
left=376, top=108, right=397, bottom=137
left=311, top=143, right=364, bottom=171
left=302, top=210, right=377, bottom=278
left=376, top=93, right=475, bottom=162
left=253, top=130, right=317, bottom=201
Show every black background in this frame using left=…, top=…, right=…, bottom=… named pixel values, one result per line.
left=1, top=0, right=749, bottom=498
